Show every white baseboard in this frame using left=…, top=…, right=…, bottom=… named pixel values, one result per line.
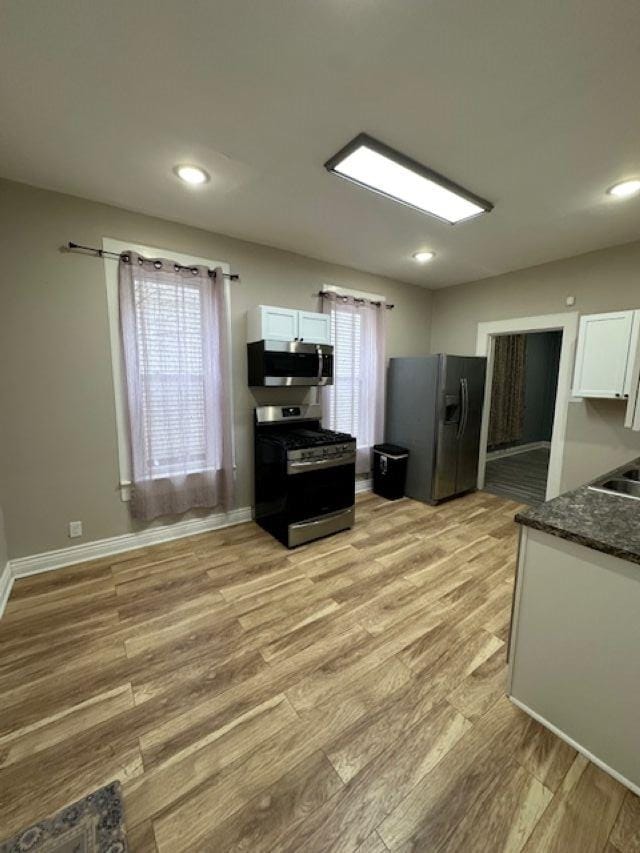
left=508, top=695, right=640, bottom=797
left=7, top=506, right=252, bottom=584
left=486, top=441, right=551, bottom=461
left=0, top=562, right=14, bottom=620
left=3, top=488, right=373, bottom=618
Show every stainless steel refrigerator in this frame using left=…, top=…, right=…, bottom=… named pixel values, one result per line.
left=386, top=354, right=487, bottom=504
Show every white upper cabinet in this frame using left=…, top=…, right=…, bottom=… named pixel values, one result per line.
left=572, top=311, right=636, bottom=399
left=297, top=311, right=331, bottom=345
left=247, top=306, right=331, bottom=344
left=248, top=305, right=298, bottom=342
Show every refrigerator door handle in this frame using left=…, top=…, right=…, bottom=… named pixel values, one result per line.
left=457, top=378, right=469, bottom=438
left=456, top=379, right=464, bottom=437
left=464, top=378, right=470, bottom=435
left=463, top=378, right=469, bottom=436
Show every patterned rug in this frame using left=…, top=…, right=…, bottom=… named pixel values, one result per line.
left=0, top=781, right=127, bottom=853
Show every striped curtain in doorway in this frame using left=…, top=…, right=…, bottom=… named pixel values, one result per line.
left=488, top=334, right=526, bottom=449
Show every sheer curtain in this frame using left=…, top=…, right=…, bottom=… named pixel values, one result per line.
left=119, top=252, right=234, bottom=520
left=322, top=292, right=386, bottom=474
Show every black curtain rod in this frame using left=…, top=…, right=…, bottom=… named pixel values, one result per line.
left=66, top=242, right=240, bottom=280
left=317, top=290, right=394, bottom=309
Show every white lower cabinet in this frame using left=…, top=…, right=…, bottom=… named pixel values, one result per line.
left=509, top=527, right=640, bottom=793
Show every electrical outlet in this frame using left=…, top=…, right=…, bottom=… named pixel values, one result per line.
left=68, top=521, right=83, bottom=538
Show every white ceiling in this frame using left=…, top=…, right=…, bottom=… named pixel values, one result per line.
left=2, top=0, right=640, bottom=289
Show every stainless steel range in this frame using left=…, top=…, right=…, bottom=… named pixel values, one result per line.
left=253, top=404, right=356, bottom=547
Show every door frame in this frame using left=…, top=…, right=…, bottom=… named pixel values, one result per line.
left=476, top=312, right=578, bottom=501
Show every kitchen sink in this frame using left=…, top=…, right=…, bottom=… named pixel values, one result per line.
left=589, top=477, right=640, bottom=500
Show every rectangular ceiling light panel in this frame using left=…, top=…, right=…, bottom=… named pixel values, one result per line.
left=325, top=134, right=493, bottom=224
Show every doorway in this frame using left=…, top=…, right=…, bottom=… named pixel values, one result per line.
left=475, top=313, right=578, bottom=503
left=483, top=331, right=561, bottom=504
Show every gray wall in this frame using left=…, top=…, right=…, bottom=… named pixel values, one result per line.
left=0, top=351, right=7, bottom=573
left=430, top=241, right=640, bottom=490
left=0, top=179, right=433, bottom=559
left=0, top=505, right=7, bottom=577
left=521, top=331, right=562, bottom=445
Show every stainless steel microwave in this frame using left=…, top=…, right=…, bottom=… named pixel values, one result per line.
left=247, top=340, right=334, bottom=386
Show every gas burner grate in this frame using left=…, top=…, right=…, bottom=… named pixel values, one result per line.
left=283, top=428, right=354, bottom=448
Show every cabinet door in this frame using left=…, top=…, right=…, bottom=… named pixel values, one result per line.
left=624, top=311, right=640, bottom=428
left=297, top=311, right=331, bottom=344
left=259, top=306, right=299, bottom=341
left=572, top=311, right=634, bottom=398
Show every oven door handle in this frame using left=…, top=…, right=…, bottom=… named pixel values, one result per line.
left=316, top=344, right=323, bottom=381
left=287, top=452, right=356, bottom=474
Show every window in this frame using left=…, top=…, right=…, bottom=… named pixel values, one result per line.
left=322, top=285, right=386, bottom=474
left=328, top=308, right=362, bottom=436
left=133, top=275, right=210, bottom=478
left=103, top=238, right=233, bottom=500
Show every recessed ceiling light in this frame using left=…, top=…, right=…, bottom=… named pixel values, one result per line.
left=174, top=164, right=210, bottom=185
left=608, top=179, right=640, bottom=199
left=412, top=251, right=435, bottom=263
left=325, top=133, right=493, bottom=224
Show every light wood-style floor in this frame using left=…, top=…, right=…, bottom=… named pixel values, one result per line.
left=1, top=491, right=639, bottom=852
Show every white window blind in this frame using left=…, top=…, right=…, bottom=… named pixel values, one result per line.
left=322, top=289, right=386, bottom=475
left=103, top=238, right=233, bottom=502
left=134, top=278, right=211, bottom=477
left=327, top=309, right=362, bottom=439
left=119, top=251, right=234, bottom=520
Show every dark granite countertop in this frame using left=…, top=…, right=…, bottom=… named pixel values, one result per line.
left=515, top=457, right=640, bottom=565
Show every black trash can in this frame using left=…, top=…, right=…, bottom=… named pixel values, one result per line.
left=372, top=443, right=409, bottom=500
